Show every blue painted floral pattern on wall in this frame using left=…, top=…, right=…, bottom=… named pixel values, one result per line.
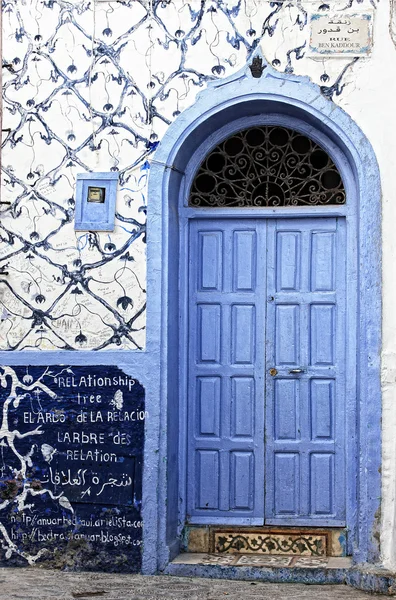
left=1, top=0, right=375, bottom=350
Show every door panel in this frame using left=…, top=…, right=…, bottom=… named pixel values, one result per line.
left=274, top=452, right=300, bottom=515
left=231, top=304, right=256, bottom=364
left=265, top=218, right=346, bottom=526
left=187, top=220, right=266, bottom=522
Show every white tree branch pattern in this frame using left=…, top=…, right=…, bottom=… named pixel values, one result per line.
left=0, top=366, right=73, bottom=564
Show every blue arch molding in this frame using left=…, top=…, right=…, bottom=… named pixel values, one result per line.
left=148, top=51, right=382, bottom=573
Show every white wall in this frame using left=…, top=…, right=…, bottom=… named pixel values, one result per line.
left=2, top=0, right=396, bottom=569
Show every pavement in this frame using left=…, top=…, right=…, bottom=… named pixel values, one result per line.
left=0, top=569, right=387, bottom=600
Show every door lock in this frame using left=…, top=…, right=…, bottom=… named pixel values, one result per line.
left=269, top=368, right=278, bottom=376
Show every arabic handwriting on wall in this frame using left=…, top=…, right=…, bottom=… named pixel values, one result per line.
left=43, top=466, right=132, bottom=499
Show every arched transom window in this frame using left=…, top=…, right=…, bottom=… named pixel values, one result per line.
left=189, top=126, right=346, bottom=208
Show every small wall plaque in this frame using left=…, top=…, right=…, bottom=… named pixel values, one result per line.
left=75, top=172, right=118, bottom=231
left=309, top=13, right=373, bottom=57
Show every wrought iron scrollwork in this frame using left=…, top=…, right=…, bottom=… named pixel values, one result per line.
left=189, top=126, right=346, bottom=207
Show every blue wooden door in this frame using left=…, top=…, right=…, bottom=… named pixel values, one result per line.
left=187, top=219, right=266, bottom=523
left=265, top=218, right=346, bottom=526
left=186, top=217, right=346, bottom=526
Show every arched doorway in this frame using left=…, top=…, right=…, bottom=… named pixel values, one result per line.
left=147, top=57, right=381, bottom=567
left=185, top=123, right=347, bottom=526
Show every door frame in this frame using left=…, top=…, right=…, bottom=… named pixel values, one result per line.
left=147, top=53, right=381, bottom=568
left=180, top=114, right=353, bottom=529
left=184, top=213, right=348, bottom=528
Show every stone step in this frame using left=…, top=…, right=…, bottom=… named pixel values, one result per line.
left=168, top=553, right=353, bottom=587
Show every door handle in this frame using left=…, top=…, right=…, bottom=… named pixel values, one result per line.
left=288, top=368, right=306, bottom=374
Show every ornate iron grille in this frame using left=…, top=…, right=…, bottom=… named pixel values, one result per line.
left=189, top=126, right=346, bottom=208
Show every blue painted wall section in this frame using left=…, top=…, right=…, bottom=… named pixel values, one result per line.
left=0, top=365, right=144, bottom=572
left=149, top=54, right=381, bottom=568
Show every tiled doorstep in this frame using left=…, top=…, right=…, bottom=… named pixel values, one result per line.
left=171, top=553, right=352, bottom=569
